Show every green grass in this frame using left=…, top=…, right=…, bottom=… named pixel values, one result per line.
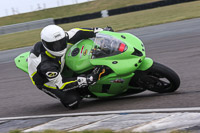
left=59, top=0, right=200, bottom=31
left=0, top=1, right=200, bottom=51
left=0, top=0, right=159, bottom=26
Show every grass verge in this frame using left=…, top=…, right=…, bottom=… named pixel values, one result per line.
left=0, top=1, right=200, bottom=51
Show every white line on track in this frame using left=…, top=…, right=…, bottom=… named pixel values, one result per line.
left=1, top=107, right=200, bottom=121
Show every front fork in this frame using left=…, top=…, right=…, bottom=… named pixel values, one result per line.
left=127, top=57, right=154, bottom=93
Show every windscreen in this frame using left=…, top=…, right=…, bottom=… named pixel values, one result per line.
left=91, top=34, right=127, bottom=58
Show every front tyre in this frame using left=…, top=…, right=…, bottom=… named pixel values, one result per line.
left=142, top=62, right=180, bottom=93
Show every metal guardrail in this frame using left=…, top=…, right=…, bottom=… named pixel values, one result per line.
left=108, top=0, right=197, bottom=16
left=0, top=18, right=54, bottom=35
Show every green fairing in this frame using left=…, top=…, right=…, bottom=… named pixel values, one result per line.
left=14, top=51, right=30, bottom=74
left=66, top=31, right=147, bottom=75
left=88, top=73, right=134, bottom=97
left=65, top=39, right=94, bottom=74
left=137, top=57, right=153, bottom=71
left=65, top=31, right=153, bottom=97
left=15, top=31, right=153, bottom=98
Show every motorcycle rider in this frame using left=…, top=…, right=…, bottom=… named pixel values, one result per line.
left=28, top=25, right=105, bottom=109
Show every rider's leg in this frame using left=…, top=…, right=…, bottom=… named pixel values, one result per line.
left=41, top=86, right=81, bottom=109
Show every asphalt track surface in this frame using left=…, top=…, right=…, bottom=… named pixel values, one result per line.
left=0, top=18, right=200, bottom=118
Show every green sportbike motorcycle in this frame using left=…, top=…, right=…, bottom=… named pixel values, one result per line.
left=15, top=30, right=180, bottom=99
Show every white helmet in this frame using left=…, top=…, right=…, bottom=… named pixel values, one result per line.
left=41, top=25, right=68, bottom=57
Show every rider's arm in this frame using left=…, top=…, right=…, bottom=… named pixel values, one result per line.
left=66, top=28, right=103, bottom=44
left=39, top=61, right=98, bottom=91
left=39, top=61, right=79, bottom=91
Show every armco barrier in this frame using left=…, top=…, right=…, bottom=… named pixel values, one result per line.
left=54, top=12, right=101, bottom=25
left=0, top=18, right=54, bottom=35
left=108, top=0, right=198, bottom=16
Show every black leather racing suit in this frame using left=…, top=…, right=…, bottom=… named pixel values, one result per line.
left=28, top=28, right=96, bottom=108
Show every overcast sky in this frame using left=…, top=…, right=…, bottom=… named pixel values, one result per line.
left=0, top=0, right=90, bottom=17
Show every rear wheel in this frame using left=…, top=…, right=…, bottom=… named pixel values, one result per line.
left=140, top=62, right=180, bottom=93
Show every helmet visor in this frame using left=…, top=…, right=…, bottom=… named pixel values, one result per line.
left=42, top=37, right=67, bottom=52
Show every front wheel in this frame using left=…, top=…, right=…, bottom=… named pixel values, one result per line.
left=138, top=62, right=180, bottom=93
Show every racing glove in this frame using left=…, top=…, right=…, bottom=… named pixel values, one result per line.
left=77, top=66, right=105, bottom=88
